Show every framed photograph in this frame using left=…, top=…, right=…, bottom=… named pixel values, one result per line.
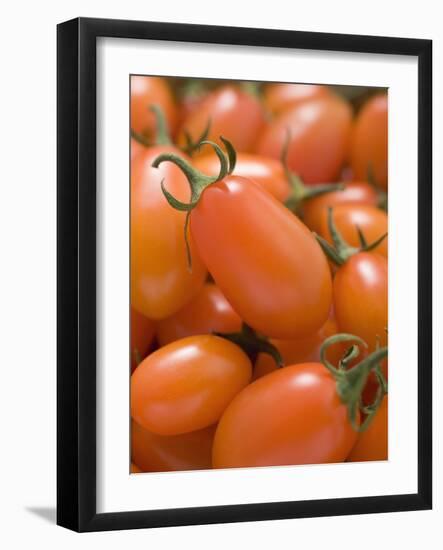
left=57, top=17, right=432, bottom=532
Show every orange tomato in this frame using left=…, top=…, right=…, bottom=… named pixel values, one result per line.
left=350, top=94, right=388, bottom=190
left=213, top=363, right=358, bottom=468
left=131, top=76, right=177, bottom=138
left=347, top=397, right=388, bottom=462
left=156, top=283, right=242, bottom=347
left=263, top=83, right=331, bottom=115
left=255, top=96, right=353, bottom=184
left=130, top=307, right=155, bottom=372
left=131, top=137, right=145, bottom=162
left=131, top=145, right=206, bottom=319
left=131, top=420, right=215, bottom=472
left=131, top=335, right=252, bottom=435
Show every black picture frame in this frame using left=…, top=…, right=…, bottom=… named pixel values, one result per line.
left=57, top=17, right=432, bottom=532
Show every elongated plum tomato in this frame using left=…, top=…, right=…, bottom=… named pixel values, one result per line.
left=334, top=252, right=388, bottom=352
left=131, top=420, right=215, bottom=472
left=213, top=363, right=359, bottom=468
left=193, top=152, right=290, bottom=203
left=318, top=203, right=388, bottom=258
left=347, top=397, right=388, bottom=462
left=157, top=283, right=242, bottom=347
left=131, top=145, right=206, bottom=319
left=263, top=83, right=331, bottom=115
left=303, top=182, right=378, bottom=234
left=255, top=96, right=352, bottom=184
left=177, top=85, right=265, bottom=155
left=131, top=335, right=252, bottom=435
left=131, top=76, right=177, bottom=138
left=350, top=94, right=388, bottom=190
left=130, top=307, right=155, bottom=372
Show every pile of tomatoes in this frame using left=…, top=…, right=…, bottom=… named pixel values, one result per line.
left=130, top=76, right=389, bottom=474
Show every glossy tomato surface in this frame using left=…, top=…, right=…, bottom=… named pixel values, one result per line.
left=193, top=152, right=290, bottom=203
left=347, top=397, right=388, bottom=462
left=130, top=307, right=155, bottom=372
left=333, top=252, right=388, bottom=351
left=213, top=363, right=358, bottom=468
left=157, top=283, right=242, bottom=346
left=177, top=85, right=265, bottom=155
left=131, top=335, right=252, bottom=435
left=130, top=76, right=177, bottom=138
left=263, top=83, right=331, bottom=116
left=350, top=94, right=388, bottom=190
left=131, top=145, right=206, bottom=319
left=131, top=420, right=215, bottom=472
left=189, top=176, right=332, bottom=338
left=255, top=96, right=352, bottom=184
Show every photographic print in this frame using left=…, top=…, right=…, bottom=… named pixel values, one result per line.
left=129, top=76, right=389, bottom=474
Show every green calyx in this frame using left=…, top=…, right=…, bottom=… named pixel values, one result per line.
left=182, top=118, right=212, bottom=156
left=314, top=207, right=388, bottom=266
left=320, top=333, right=388, bottom=432
left=151, top=137, right=237, bottom=269
left=215, top=323, right=284, bottom=370
left=367, top=164, right=388, bottom=211
left=131, top=104, right=172, bottom=147
left=281, top=129, right=344, bottom=215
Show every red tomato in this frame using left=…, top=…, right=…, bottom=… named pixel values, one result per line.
left=318, top=203, right=388, bottom=258
left=263, top=83, right=331, bottom=115
left=213, top=363, right=358, bottom=468
left=131, top=420, right=215, bottom=472
left=303, top=182, right=378, bottom=234
left=131, top=146, right=206, bottom=319
left=130, top=307, right=155, bottom=372
left=131, top=76, right=177, bottom=138
left=131, top=137, right=145, bottom=162
left=253, top=314, right=343, bottom=380
left=189, top=175, right=332, bottom=338
left=131, top=335, right=252, bottom=435
left=255, top=96, right=353, bottom=184
left=347, top=397, right=388, bottom=462
left=157, top=283, right=242, bottom=346
left=350, top=94, right=388, bottom=190
left=334, top=252, right=388, bottom=352
left=194, top=152, right=290, bottom=203
left=177, top=85, right=265, bottom=155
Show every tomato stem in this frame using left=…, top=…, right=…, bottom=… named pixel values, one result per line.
left=182, top=118, right=212, bottom=156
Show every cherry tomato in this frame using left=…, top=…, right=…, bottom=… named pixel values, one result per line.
left=347, top=397, right=388, bottom=462
left=263, top=83, right=331, bottom=116
left=131, top=420, right=215, bottom=472
left=303, top=182, right=378, bottom=234
left=131, top=335, right=252, bottom=435
left=131, top=76, right=177, bottom=138
left=253, top=314, right=342, bottom=380
left=213, top=363, right=358, bottom=468
left=193, top=152, right=290, bottom=203
left=177, top=85, right=265, bottom=155
left=131, top=137, right=145, bottom=162
left=130, top=307, right=155, bottom=372
left=131, top=146, right=206, bottom=319
left=318, top=203, right=388, bottom=258
left=333, top=252, right=388, bottom=352
left=189, top=175, right=332, bottom=338
left=255, top=96, right=353, bottom=184
left=350, top=94, right=388, bottom=190
left=157, top=283, right=242, bottom=346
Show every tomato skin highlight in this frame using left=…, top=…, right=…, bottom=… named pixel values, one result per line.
left=156, top=283, right=242, bottom=347
left=347, top=397, right=388, bottom=462
left=350, top=94, right=388, bottom=190
left=131, top=145, right=206, bottom=319
left=213, top=363, right=358, bottom=468
left=255, top=96, right=353, bottom=184
left=131, top=335, right=252, bottom=436
left=130, top=308, right=155, bottom=372
left=131, top=420, right=215, bottom=472
left=190, top=176, right=332, bottom=339
left=263, top=83, right=331, bottom=116
left=177, top=85, right=265, bottom=155
left=333, top=252, right=388, bottom=352
left=193, top=152, right=290, bottom=203
left=303, top=182, right=378, bottom=234
left=131, top=76, right=177, bottom=138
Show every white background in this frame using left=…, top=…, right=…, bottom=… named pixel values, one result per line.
left=0, top=1, right=440, bottom=548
